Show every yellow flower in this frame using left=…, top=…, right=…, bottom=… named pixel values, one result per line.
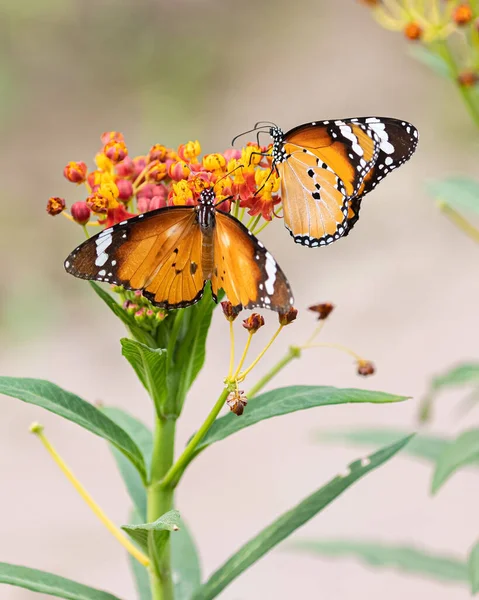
left=95, top=152, right=114, bottom=173
left=202, top=153, right=227, bottom=173
left=254, top=169, right=279, bottom=196
left=227, top=159, right=246, bottom=184
left=241, top=144, right=263, bottom=168
left=98, top=180, right=120, bottom=208
left=178, top=140, right=201, bottom=162
left=171, top=180, right=194, bottom=205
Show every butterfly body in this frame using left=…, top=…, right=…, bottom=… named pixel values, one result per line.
left=256, top=117, right=418, bottom=247
left=64, top=189, right=294, bottom=313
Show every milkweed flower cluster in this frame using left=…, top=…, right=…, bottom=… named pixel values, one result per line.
left=47, top=132, right=281, bottom=230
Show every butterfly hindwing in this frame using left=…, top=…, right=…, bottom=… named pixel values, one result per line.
left=64, top=207, right=207, bottom=309
left=211, top=211, right=293, bottom=313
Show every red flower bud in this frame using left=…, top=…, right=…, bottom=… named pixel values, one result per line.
left=46, top=196, right=66, bottom=216
left=148, top=144, right=168, bottom=162
left=357, top=360, right=375, bottom=377
left=454, top=4, right=473, bottom=26
left=101, top=131, right=125, bottom=145
left=86, top=192, right=109, bottom=214
left=63, top=161, right=87, bottom=184
left=404, top=22, right=423, bottom=40
left=137, top=196, right=151, bottom=213
left=242, top=313, right=265, bottom=333
left=103, top=140, right=128, bottom=163
left=116, top=179, right=133, bottom=201
left=116, top=157, right=135, bottom=178
left=226, top=390, right=248, bottom=416
left=279, top=307, right=298, bottom=326
left=308, top=303, right=334, bottom=320
left=71, top=201, right=91, bottom=225
left=221, top=300, right=241, bottom=321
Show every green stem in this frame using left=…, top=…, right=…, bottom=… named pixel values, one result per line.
left=437, top=41, right=479, bottom=129
left=160, top=387, right=230, bottom=489
left=438, top=200, right=479, bottom=243
left=147, top=417, right=176, bottom=600
left=247, top=345, right=301, bottom=398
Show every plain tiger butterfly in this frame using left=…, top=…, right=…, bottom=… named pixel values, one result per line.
left=64, top=188, right=294, bottom=313
left=236, top=117, right=418, bottom=247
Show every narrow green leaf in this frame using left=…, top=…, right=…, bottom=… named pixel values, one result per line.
left=315, top=427, right=452, bottom=463
left=122, top=510, right=181, bottom=555
left=0, top=562, right=123, bottom=600
left=427, top=178, right=479, bottom=214
left=198, top=385, right=407, bottom=451
left=432, top=429, right=479, bottom=493
left=289, top=540, right=468, bottom=584
left=431, top=363, right=479, bottom=390
left=469, top=541, right=479, bottom=594
left=128, top=509, right=152, bottom=600
left=102, top=407, right=152, bottom=520
left=120, top=339, right=168, bottom=418
left=192, top=435, right=414, bottom=600
left=409, top=45, right=451, bottom=79
left=0, top=377, right=146, bottom=482
left=171, top=519, right=202, bottom=600
left=89, top=282, right=157, bottom=348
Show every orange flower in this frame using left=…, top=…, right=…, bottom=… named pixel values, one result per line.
left=63, top=161, right=87, bottom=184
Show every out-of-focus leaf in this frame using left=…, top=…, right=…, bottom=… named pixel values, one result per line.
left=197, top=385, right=407, bottom=452
left=289, top=540, right=468, bottom=584
left=0, top=562, right=122, bottom=599
left=432, top=429, right=479, bottom=493
left=469, top=541, right=479, bottom=594
left=171, top=519, right=202, bottom=600
left=427, top=178, right=479, bottom=214
left=122, top=510, right=181, bottom=555
left=120, top=339, right=168, bottom=418
left=430, top=363, right=479, bottom=390
left=192, top=436, right=413, bottom=600
left=409, top=45, right=451, bottom=79
left=0, top=377, right=147, bottom=483
left=89, top=282, right=157, bottom=348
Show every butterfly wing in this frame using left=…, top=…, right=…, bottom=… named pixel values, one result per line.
left=64, top=207, right=207, bottom=309
left=344, top=117, right=419, bottom=234
left=211, top=211, right=294, bottom=313
left=279, top=119, right=380, bottom=246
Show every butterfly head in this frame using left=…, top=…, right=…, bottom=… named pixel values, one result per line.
left=269, top=125, right=286, bottom=164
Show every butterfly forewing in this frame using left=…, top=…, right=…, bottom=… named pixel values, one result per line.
left=211, top=211, right=293, bottom=313
left=64, top=207, right=207, bottom=309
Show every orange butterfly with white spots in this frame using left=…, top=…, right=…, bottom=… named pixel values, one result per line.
left=64, top=188, right=294, bottom=313
left=238, top=117, right=418, bottom=247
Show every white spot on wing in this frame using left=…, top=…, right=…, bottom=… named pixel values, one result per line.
left=264, top=251, right=277, bottom=295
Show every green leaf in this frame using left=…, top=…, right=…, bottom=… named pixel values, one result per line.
left=102, top=407, right=152, bottom=520
left=430, top=363, right=479, bottom=390
left=0, top=377, right=147, bottom=483
left=427, top=178, right=479, bottom=214
left=171, top=519, right=202, bottom=600
left=0, top=562, right=123, bottom=600
left=122, top=510, right=181, bottom=555
left=192, top=435, right=414, bottom=600
left=469, top=541, right=479, bottom=594
left=198, top=385, right=407, bottom=452
left=315, top=427, right=450, bottom=463
left=128, top=509, right=152, bottom=600
left=432, top=429, right=479, bottom=493
left=289, top=540, right=468, bottom=584
left=409, top=45, right=451, bottom=79
left=120, top=339, right=168, bottom=418
left=89, top=282, right=157, bottom=348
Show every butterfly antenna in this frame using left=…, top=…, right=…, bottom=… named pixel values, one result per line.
left=254, top=120, right=277, bottom=128
left=231, top=124, right=271, bottom=147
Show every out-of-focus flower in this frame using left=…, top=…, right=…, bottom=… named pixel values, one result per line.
left=168, top=161, right=191, bottom=181
left=203, top=153, right=227, bottom=173
left=453, top=4, right=473, bottom=26
left=63, top=161, right=87, bottom=184
left=116, top=157, right=135, bottom=179
left=71, top=201, right=91, bottom=225
left=458, top=71, right=478, bottom=86
left=101, top=131, right=124, bottom=145
left=221, top=301, right=241, bottom=322
left=243, top=313, right=265, bottom=333
left=147, top=161, right=168, bottom=183
left=101, top=204, right=135, bottom=227
left=148, top=144, right=168, bottom=162
left=178, top=140, right=201, bottom=162
left=104, top=140, right=128, bottom=163
left=117, top=179, right=134, bottom=202
left=404, top=22, right=423, bottom=40
left=279, top=307, right=298, bottom=326
left=357, top=360, right=375, bottom=376
left=46, top=196, right=66, bottom=216
left=98, top=180, right=120, bottom=207
left=308, top=303, right=334, bottom=320
left=133, top=156, right=148, bottom=179
left=226, top=389, right=248, bottom=416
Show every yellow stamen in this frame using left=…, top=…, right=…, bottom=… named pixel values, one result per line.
left=29, top=423, right=150, bottom=567
left=237, top=324, right=284, bottom=382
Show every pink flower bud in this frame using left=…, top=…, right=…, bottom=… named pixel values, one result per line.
left=223, top=148, right=242, bottom=161
left=101, top=131, right=125, bottom=145
left=116, top=157, right=135, bottom=178
left=137, top=183, right=155, bottom=199
left=137, top=196, right=151, bottom=213
left=168, top=161, right=191, bottom=181
left=104, top=140, right=128, bottom=163
left=133, top=156, right=148, bottom=178
left=149, top=195, right=167, bottom=210
left=71, top=201, right=91, bottom=225
left=63, top=161, right=87, bottom=184
left=116, top=179, right=133, bottom=201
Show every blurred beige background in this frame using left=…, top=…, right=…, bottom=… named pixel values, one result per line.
left=1, top=1, right=478, bottom=599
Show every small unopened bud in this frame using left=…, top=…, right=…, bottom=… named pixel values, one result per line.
left=279, top=307, right=298, bottom=326
left=148, top=144, right=168, bottom=162
left=156, top=309, right=167, bottom=322
left=116, top=157, right=135, bottom=178
left=454, top=4, right=473, bottom=26
left=221, top=301, right=241, bottom=322
left=404, top=22, right=423, bottom=40
left=134, top=308, right=146, bottom=322
left=308, top=303, right=334, bottom=320
left=104, top=140, right=128, bottom=163
left=357, top=360, right=375, bottom=377
left=226, top=390, right=248, bottom=416
left=147, top=162, right=168, bottom=183
left=125, top=302, right=139, bottom=315
left=86, top=192, right=109, bottom=214
left=150, top=195, right=167, bottom=210
left=71, top=201, right=91, bottom=225
left=46, top=196, right=66, bottom=216
left=168, top=160, right=191, bottom=181
left=458, top=71, right=478, bottom=87
left=29, top=422, right=44, bottom=434
left=101, top=131, right=125, bottom=145
left=116, top=179, right=133, bottom=201
left=242, top=313, right=265, bottom=333
left=63, top=161, right=87, bottom=184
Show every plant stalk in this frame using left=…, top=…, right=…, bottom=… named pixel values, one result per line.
left=247, top=345, right=301, bottom=398
left=147, top=417, right=176, bottom=600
